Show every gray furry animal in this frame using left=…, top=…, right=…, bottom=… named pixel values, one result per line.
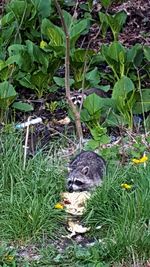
left=67, top=151, right=106, bottom=192
left=70, top=88, right=108, bottom=107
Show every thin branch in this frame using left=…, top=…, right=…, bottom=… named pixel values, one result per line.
left=54, top=0, right=83, bottom=146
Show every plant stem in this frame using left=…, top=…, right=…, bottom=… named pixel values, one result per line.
left=54, top=0, right=83, bottom=146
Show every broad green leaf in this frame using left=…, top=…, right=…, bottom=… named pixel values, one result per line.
left=62, top=10, right=73, bottom=30
left=85, top=67, right=100, bottom=86
left=71, top=49, right=95, bottom=63
left=107, top=11, right=127, bottom=40
left=83, top=93, right=103, bottom=115
left=18, top=74, right=35, bottom=90
left=107, top=42, right=126, bottom=62
left=133, top=89, right=150, bottom=114
left=90, top=126, right=107, bottom=141
left=12, top=102, right=34, bottom=111
left=53, top=77, right=75, bottom=87
left=41, top=19, right=65, bottom=47
left=80, top=109, right=91, bottom=122
left=143, top=46, right=150, bottom=61
left=85, top=139, right=100, bottom=150
left=26, top=40, right=49, bottom=72
left=112, top=76, right=135, bottom=100
left=70, top=19, right=90, bottom=48
left=8, top=44, right=32, bottom=72
left=1, top=11, right=14, bottom=26
left=0, top=60, right=6, bottom=71
left=31, top=0, right=51, bottom=18
left=70, top=19, right=89, bottom=39
left=8, top=0, right=27, bottom=19
left=31, top=71, right=49, bottom=89
left=99, top=85, right=110, bottom=92
left=126, top=44, right=142, bottom=63
left=0, top=81, right=17, bottom=109
left=99, top=12, right=109, bottom=38
left=101, top=0, right=112, bottom=8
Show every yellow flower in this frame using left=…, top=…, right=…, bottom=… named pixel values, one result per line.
left=132, top=155, right=148, bottom=164
left=40, top=40, right=47, bottom=49
left=121, top=183, right=132, bottom=190
left=4, top=255, right=14, bottom=262
left=55, top=203, right=64, bottom=209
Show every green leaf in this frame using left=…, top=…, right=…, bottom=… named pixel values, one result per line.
left=85, top=139, right=100, bottom=150
left=71, top=49, right=95, bottom=63
left=126, top=44, right=142, bottom=63
left=12, top=102, right=34, bottom=112
left=143, top=46, right=150, bottom=61
left=0, top=81, right=17, bottom=110
left=107, top=11, right=127, bottom=40
left=70, top=19, right=89, bottom=39
left=105, top=42, right=126, bottom=62
left=83, top=93, right=103, bottom=115
left=1, top=11, right=15, bottom=26
left=85, top=67, right=100, bottom=86
left=31, top=0, right=51, bottom=18
left=112, top=76, right=135, bottom=100
left=99, top=85, right=110, bottom=92
left=70, top=19, right=90, bottom=48
left=18, top=73, right=35, bottom=89
left=62, top=10, right=73, bottom=30
left=8, top=0, right=27, bottom=19
left=26, top=40, right=49, bottom=72
left=99, top=12, right=109, bottom=38
left=53, top=77, right=75, bottom=87
left=133, top=89, right=150, bottom=114
left=101, top=0, right=112, bottom=8
left=41, top=19, right=65, bottom=47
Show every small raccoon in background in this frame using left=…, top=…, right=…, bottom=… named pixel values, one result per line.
left=70, top=87, right=108, bottom=107
left=67, top=151, right=106, bottom=192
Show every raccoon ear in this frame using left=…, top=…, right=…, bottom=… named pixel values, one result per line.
left=81, top=166, right=89, bottom=175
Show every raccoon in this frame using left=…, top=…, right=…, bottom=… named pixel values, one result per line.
left=70, top=88, right=108, bottom=107
left=67, top=151, right=106, bottom=192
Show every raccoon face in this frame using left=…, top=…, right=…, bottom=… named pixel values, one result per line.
left=67, top=166, right=100, bottom=192
left=70, top=93, right=86, bottom=107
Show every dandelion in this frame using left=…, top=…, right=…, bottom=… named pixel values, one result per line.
left=4, top=255, right=14, bottom=262
left=40, top=40, right=47, bottom=49
left=132, top=155, right=148, bottom=164
left=121, top=183, right=132, bottom=190
left=54, top=203, right=64, bottom=209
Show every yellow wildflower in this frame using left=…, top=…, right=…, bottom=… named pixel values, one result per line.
left=55, top=203, right=64, bottom=209
left=40, top=40, right=47, bottom=49
left=132, top=155, right=148, bottom=164
left=121, top=183, right=132, bottom=190
left=4, top=255, right=14, bottom=262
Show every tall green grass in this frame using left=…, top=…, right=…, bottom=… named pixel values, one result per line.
left=0, top=132, right=66, bottom=242
left=0, top=132, right=149, bottom=266
left=84, top=162, right=150, bottom=264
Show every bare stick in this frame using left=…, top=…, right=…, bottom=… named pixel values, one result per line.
left=23, top=116, right=31, bottom=170
left=54, top=0, right=83, bottom=147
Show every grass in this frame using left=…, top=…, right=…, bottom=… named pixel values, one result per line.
left=0, top=132, right=149, bottom=266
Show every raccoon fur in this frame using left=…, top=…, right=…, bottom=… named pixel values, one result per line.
left=70, top=87, right=108, bottom=107
left=67, top=151, right=106, bottom=192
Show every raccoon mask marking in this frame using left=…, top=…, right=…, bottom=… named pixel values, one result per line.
left=67, top=151, right=106, bottom=192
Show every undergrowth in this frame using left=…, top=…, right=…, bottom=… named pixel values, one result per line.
left=0, top=133, right=149, bottom=266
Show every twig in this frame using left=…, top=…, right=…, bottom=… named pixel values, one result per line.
left=54, top=0, right=83, bottom=148
left=23, top=116, right=31, bottom=170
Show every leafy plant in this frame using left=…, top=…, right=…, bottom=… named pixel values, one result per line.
left=0, top=81, right=17, bottom=122
left=99, top=11, right=127, bottom=41
left=41, top=11, right=90, bottom=54
left=101, top=42, right=143, bottom=81
left=112, top=75, right=136, bottom=129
